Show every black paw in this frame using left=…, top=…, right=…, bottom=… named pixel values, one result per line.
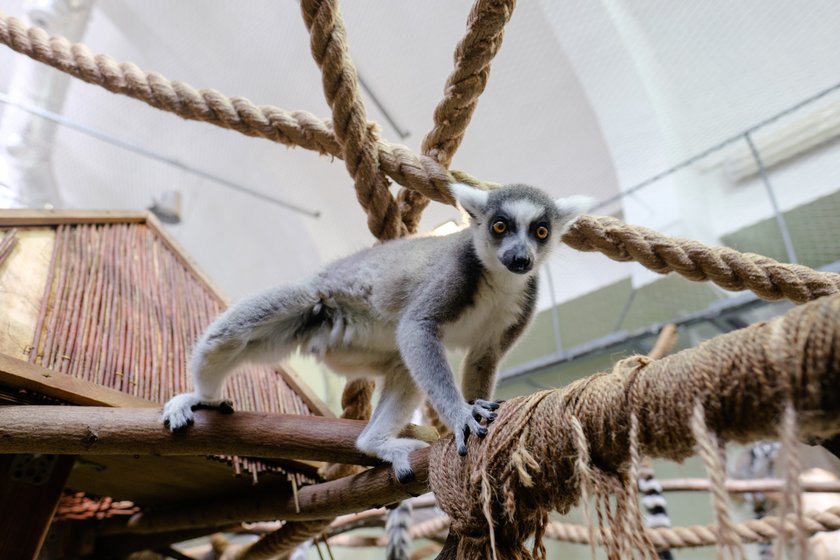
left=396, top=468, right=416, bottom=484
left=163, top=417, right=193, bottom=432
left=217, top=400, right=235, bottom=414
left=192, top=400, right=235, bottom=414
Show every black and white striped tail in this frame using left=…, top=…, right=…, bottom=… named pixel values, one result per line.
left=639, top=468, right=675, bottom=560
left=386, top=500, right=412, bottom=560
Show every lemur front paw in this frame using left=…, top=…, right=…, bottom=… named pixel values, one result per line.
left=454, top=400, right=501, bottom=456
left=161, top=393, right=234, bottom=431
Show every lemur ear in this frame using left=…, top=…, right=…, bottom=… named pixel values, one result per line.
left=450, top=182, right=489, bottom=219
left=554, top=195, right=595, bottom=231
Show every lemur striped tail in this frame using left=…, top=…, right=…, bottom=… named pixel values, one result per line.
left=386, top=500, right=413, bottom=560
left=639, top=466, right=675, bottom=560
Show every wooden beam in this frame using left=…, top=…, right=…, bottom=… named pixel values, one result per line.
left=0, top=454, right=76, bottom=558
left=0, top=406, right=438, bottom=466
left=0, top=353, right=156, bottom=408
left=276, top=365, right=336, bottom=418
left=101, top=446, right=430, bottom=535
left=0, top=209, right=148, bottom=226
left=0, top=360, right=326, bottom=473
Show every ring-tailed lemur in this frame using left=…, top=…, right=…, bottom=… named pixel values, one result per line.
left=162, top=183, right=590, bottom=482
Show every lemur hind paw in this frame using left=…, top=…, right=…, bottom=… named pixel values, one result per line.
left=161, top=393, right=234, bottom=432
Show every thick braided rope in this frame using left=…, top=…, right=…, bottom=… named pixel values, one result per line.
left=430, top=293, right=840, bottom=559
left=0, top=12, right=455, bottom=206
left=564, top=215, right=840, bottom=303
left=4, top=11, right=840, bottom=301
left=421, top=0, right=516, bottom=167
left=545, top=506, right=840, bottom=550
left=400, top=0, right=517, bottom=231
left=241, top=4, right=405, bottom=550
left=237, top=519, right=330, bottom=560
left=300, top=0, right=405, bottom=240
left=0, top=13, right=342, bottom=155
left=404, top=506, right=840, bottom=551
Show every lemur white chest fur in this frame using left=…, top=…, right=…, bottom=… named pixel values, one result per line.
left=162, top=182, right=590, bottom=483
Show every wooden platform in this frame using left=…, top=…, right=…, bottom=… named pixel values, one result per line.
left=0, top=211, right=334, bottom=554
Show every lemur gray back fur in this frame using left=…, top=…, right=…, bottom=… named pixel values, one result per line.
left=162, top=183, right=590, bottom=482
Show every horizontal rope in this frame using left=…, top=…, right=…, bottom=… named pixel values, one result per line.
left=358, top=506, right=840, bottom=550
left=0, top=12, right=454, bottom=205
left=3, top=12, right=839, bottom=305
left=564, top=215, right=840, bottom=303
left=545, top=506, right=840, bottom=549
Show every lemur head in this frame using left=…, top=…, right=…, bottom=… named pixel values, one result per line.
left=450, top=183, right=592, bottom=276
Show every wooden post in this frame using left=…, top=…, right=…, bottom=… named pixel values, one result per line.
left=0, top=454, right=75, bottom=558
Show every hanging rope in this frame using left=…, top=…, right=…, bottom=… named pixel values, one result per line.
left=0, top=11, right=458, bottom=206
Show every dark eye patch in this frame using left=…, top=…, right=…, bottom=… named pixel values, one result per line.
left=530, top=221, right=551, bottom=241
left=490, top=215, right=513, bottom=237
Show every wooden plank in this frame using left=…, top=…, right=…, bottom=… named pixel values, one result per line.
left=0, top=406, right=438, bottom=465
left=0, top=209, right=148, bottom=226
left=0, top=353, right=156, bottom=408
left=0, top=228, right=54, bottom=361
left=277, top=365, right=336, bottom=418
left=103, top=447, right=431, bottom=534
left=0, top=454, right=76, bottom=558
left=69, top=454, right=302, bottom=508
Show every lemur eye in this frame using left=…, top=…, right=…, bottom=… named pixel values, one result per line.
left=535, top=225, right=550, bottom=240
left=492, top=220, right=507, bottom=234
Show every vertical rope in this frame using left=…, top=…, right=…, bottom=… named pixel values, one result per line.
left=400, top=0, right=517, bottom=231
left=300, top=0, right=405, bottom=240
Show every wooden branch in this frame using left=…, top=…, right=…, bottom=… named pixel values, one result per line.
left=659, top=477, right=840, bottom=494
left=102, top=447, right=430, bottom=535
left=0, top=406, right=437, bottom=466
left=647, top=323, right=678, bottom=360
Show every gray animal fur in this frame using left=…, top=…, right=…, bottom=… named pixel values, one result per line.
left=162, top=183, right=590, bottom=482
